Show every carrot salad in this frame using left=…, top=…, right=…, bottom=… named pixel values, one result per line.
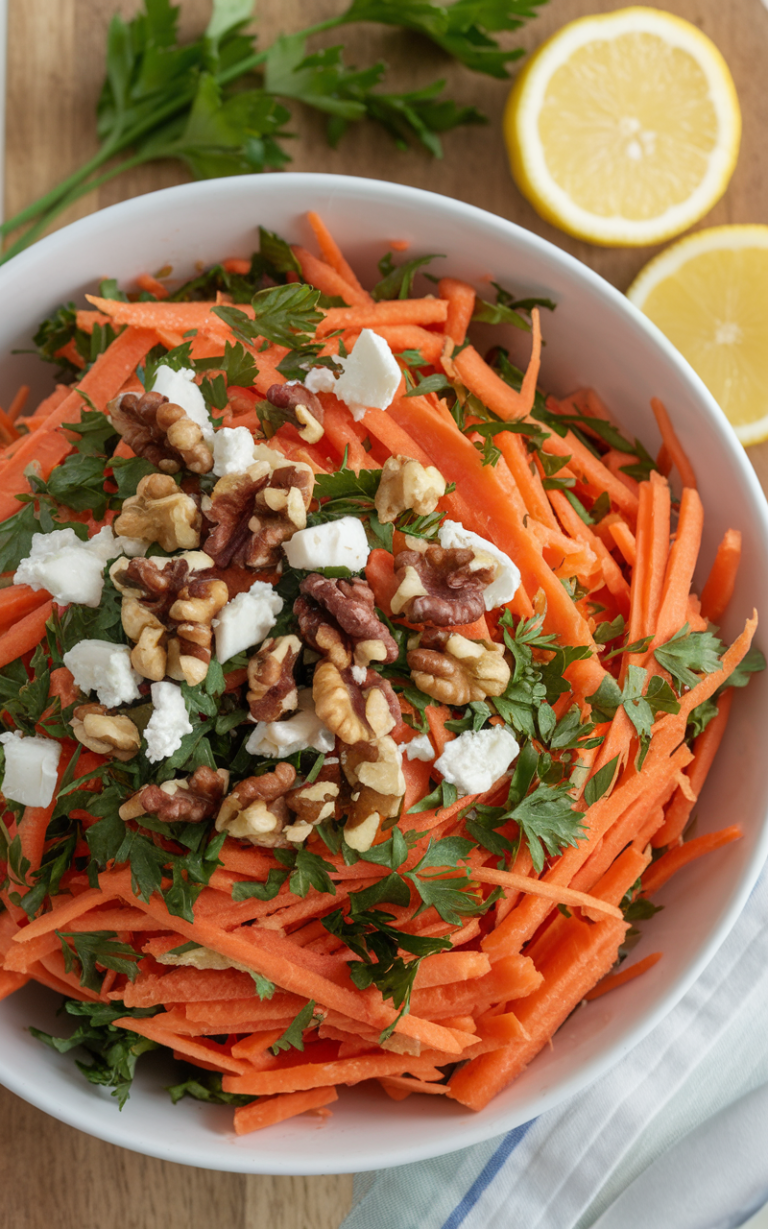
left=0, top=214, right=763, bottom=1135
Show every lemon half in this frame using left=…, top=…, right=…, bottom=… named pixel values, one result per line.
left=628, top=225, right=768, bottom=445
left=505, top=7, right=741, bottom=247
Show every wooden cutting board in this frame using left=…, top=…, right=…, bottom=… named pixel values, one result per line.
left=2, top=2, right=767, bottom=1227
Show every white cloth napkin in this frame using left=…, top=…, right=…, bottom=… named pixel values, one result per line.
left=342, top=860, right=768, bottom=1229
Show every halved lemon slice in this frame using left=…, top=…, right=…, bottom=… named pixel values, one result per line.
left=504, top=7, right=741, bottom=246
left=628, top=225, right=768, bottom=445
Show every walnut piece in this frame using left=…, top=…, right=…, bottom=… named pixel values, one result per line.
left=374, top=455, right=446, bottom=524
left=297, top=574, right=398, bottom=667
left=108, top=389, right=213, bottom=475
left=119, top=766, right=229, bottom=823
left=112, top=556, right=228, bottom=685
left=204, top=455, right=314, bottom=569
left=391, top=547, right=497, bottom=626
left=70, top=703, right=141, bottom=761
left=312, top=660, right=399, bottom=745
left=407, top=631, right=511, bottom=705
left=215, top=762, right=297, bottom=847
left=266, top=383, right=325, bottom=444
left=340, top=737, right=405, bottom=852
left=247, top=635, right=301, bottom=722
left=114, top=472, right=202, bottom=552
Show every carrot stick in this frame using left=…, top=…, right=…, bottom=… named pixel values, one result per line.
left=8, top=385, right=30, bottom=423
left=651, top=486, right=704, bottom=648
left=580, top=845, right=651, bottom=922
left=584, top=952, right=662, bottom=1001
left=222, top=1051, right=443, bottom=1096
left=495, top=430, right=559, bottom=529
left=306, top=213, right=373, bottom=302
left=412, top=951, right=491, bottom=989
left=701, top=529, right=742, bottom=624
left=609, top=520, right=637, bottom=567
left=11, top=885, right=122, bottom=942
left=111, top=1016, right=249, bottom=1074
left=438, top=277, right=476, bottom=346
left=538, top=428, right=640, bottom=524
left=136, top=272, right=169, bottom=299
left=653, top=690, right=733, bottom=848
left=642, top=472, right=672, bottom=637
left=317, top=299, right=448, bottom=338
left=378, top=1076, right=447, bottom=1097
left=651, top=397, right=697, bottom=489
left=451, top=344, right=529, bottom=420
left=451, top=915, right=627, bottom=1110
left=291, top=245, right=370, bottom=308
left=234, top=1085, right=338, bottom=1135
left=0, top=585, right=51, bottom=626
left=471, top=866, right=623, bottom=918
left=642, top=825, right=742, bottom=897
left=0, top=601, right=53, bottom=668
left=0, top=970, right=29, bottom=1001
left=0, top=406, right=21, bottom=442
left=519, top=307, right=542, bottom=417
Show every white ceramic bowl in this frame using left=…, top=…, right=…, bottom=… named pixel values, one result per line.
left=1, top=174, right=767, bottom=1174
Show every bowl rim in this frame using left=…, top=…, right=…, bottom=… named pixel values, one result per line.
left=1, top=171, right=767, bottom=1175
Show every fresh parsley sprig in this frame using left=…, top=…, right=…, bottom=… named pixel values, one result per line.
left=1, top=0, right=547, bottom=263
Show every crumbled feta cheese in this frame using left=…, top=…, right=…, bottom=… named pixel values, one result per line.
left=246, top=689, right=334, bottom=758
left=212, top=426, right=258, bottom=477
left=0, top=731, right=61, bottom=807
left=14, top=527, right=124, bottom=607
left=406, top=732, right=435, bottom=762
left=334, top=329, right=402, bottom=421
left=150, top=364, right=214, bottom=446
left=438, top=520, right=521, bottom=610
left=144, top=682, right=193, bottom=763
left=304, top=366, right=338, bottom=395
left=63, top=640, right=142, bottom=709
left=435, top=726, right=519, bottom=796
left=351, top=664, right=368, bottom=685
left=213, top=581, right=283, bottom=664
left=283, top=516, right=370, bottom=572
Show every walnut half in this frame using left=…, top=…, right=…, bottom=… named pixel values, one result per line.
left=391, top=547, right=497, bottom=626
left=114, top=473, right=202, bottom=552
left=70, top=703, right=141, bottom=761
left=374, top=455, right=446, bottom=524
left=215, top=762, right=297, bottom=848
left=204, top=455, right=314, bottom=570
left=119, top=767, right=230, bottom=823
left=407, top=631, right=511, bottom=705
left=265, top=383, right=325, bottom=444
left=108, top=389, right=213, bottom=475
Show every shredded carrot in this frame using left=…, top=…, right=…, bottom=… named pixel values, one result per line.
left=584, top=952, right=662, bottom=1001
left=651, top=397, right=697, bottom=489
left=701, top=529, right=742, bottom=625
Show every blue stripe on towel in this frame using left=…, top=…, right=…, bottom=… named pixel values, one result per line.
left=440, top=1119, right=536, bottom=1229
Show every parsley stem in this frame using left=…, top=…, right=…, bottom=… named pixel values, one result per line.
left=0, top=14, right=351, bottom=248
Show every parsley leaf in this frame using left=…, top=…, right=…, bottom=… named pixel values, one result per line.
left=510, top=780, right=586, bottom=874
left=57, top=929, right=142, bottom=993
left=654, top=623, right=725, bottom=691
left=372, top=251, right=444, bottom=300
left=31, top=999, right=161, bottom=1110
left=270, top=1000, right=323, bottom=1054
left=214, top=283, right=324, bottom=350
left=167, top=1070, right=254, bottom=1107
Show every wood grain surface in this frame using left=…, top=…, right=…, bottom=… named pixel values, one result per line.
left=3, top=2, right=768, bottom=1227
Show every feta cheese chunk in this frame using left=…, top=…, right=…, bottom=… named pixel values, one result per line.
left=304, top=366, right=338, bottom=395
left=144, top=682, right=193, bottom=763
left=213, top=581, right=284, bottom=664
left=150, top=364, right=214, bottom=446
left=435, top=726, right=519, bottom=796
left=63, top=640, right=142, bottom=709
left=334, top=329, right=402, bottom=421
left=283, top=516, right=370, bottom=573
left=212, top=426, right=258, bottom=477
left=406, top=732, right=435, bottom=762
left=0, top=731, right=61, bottom=808
left=438, top=520, right=521, bottom=610
left=14, top=526, right=124, bottom=607
left=246, top=690, right=334, bottom=758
